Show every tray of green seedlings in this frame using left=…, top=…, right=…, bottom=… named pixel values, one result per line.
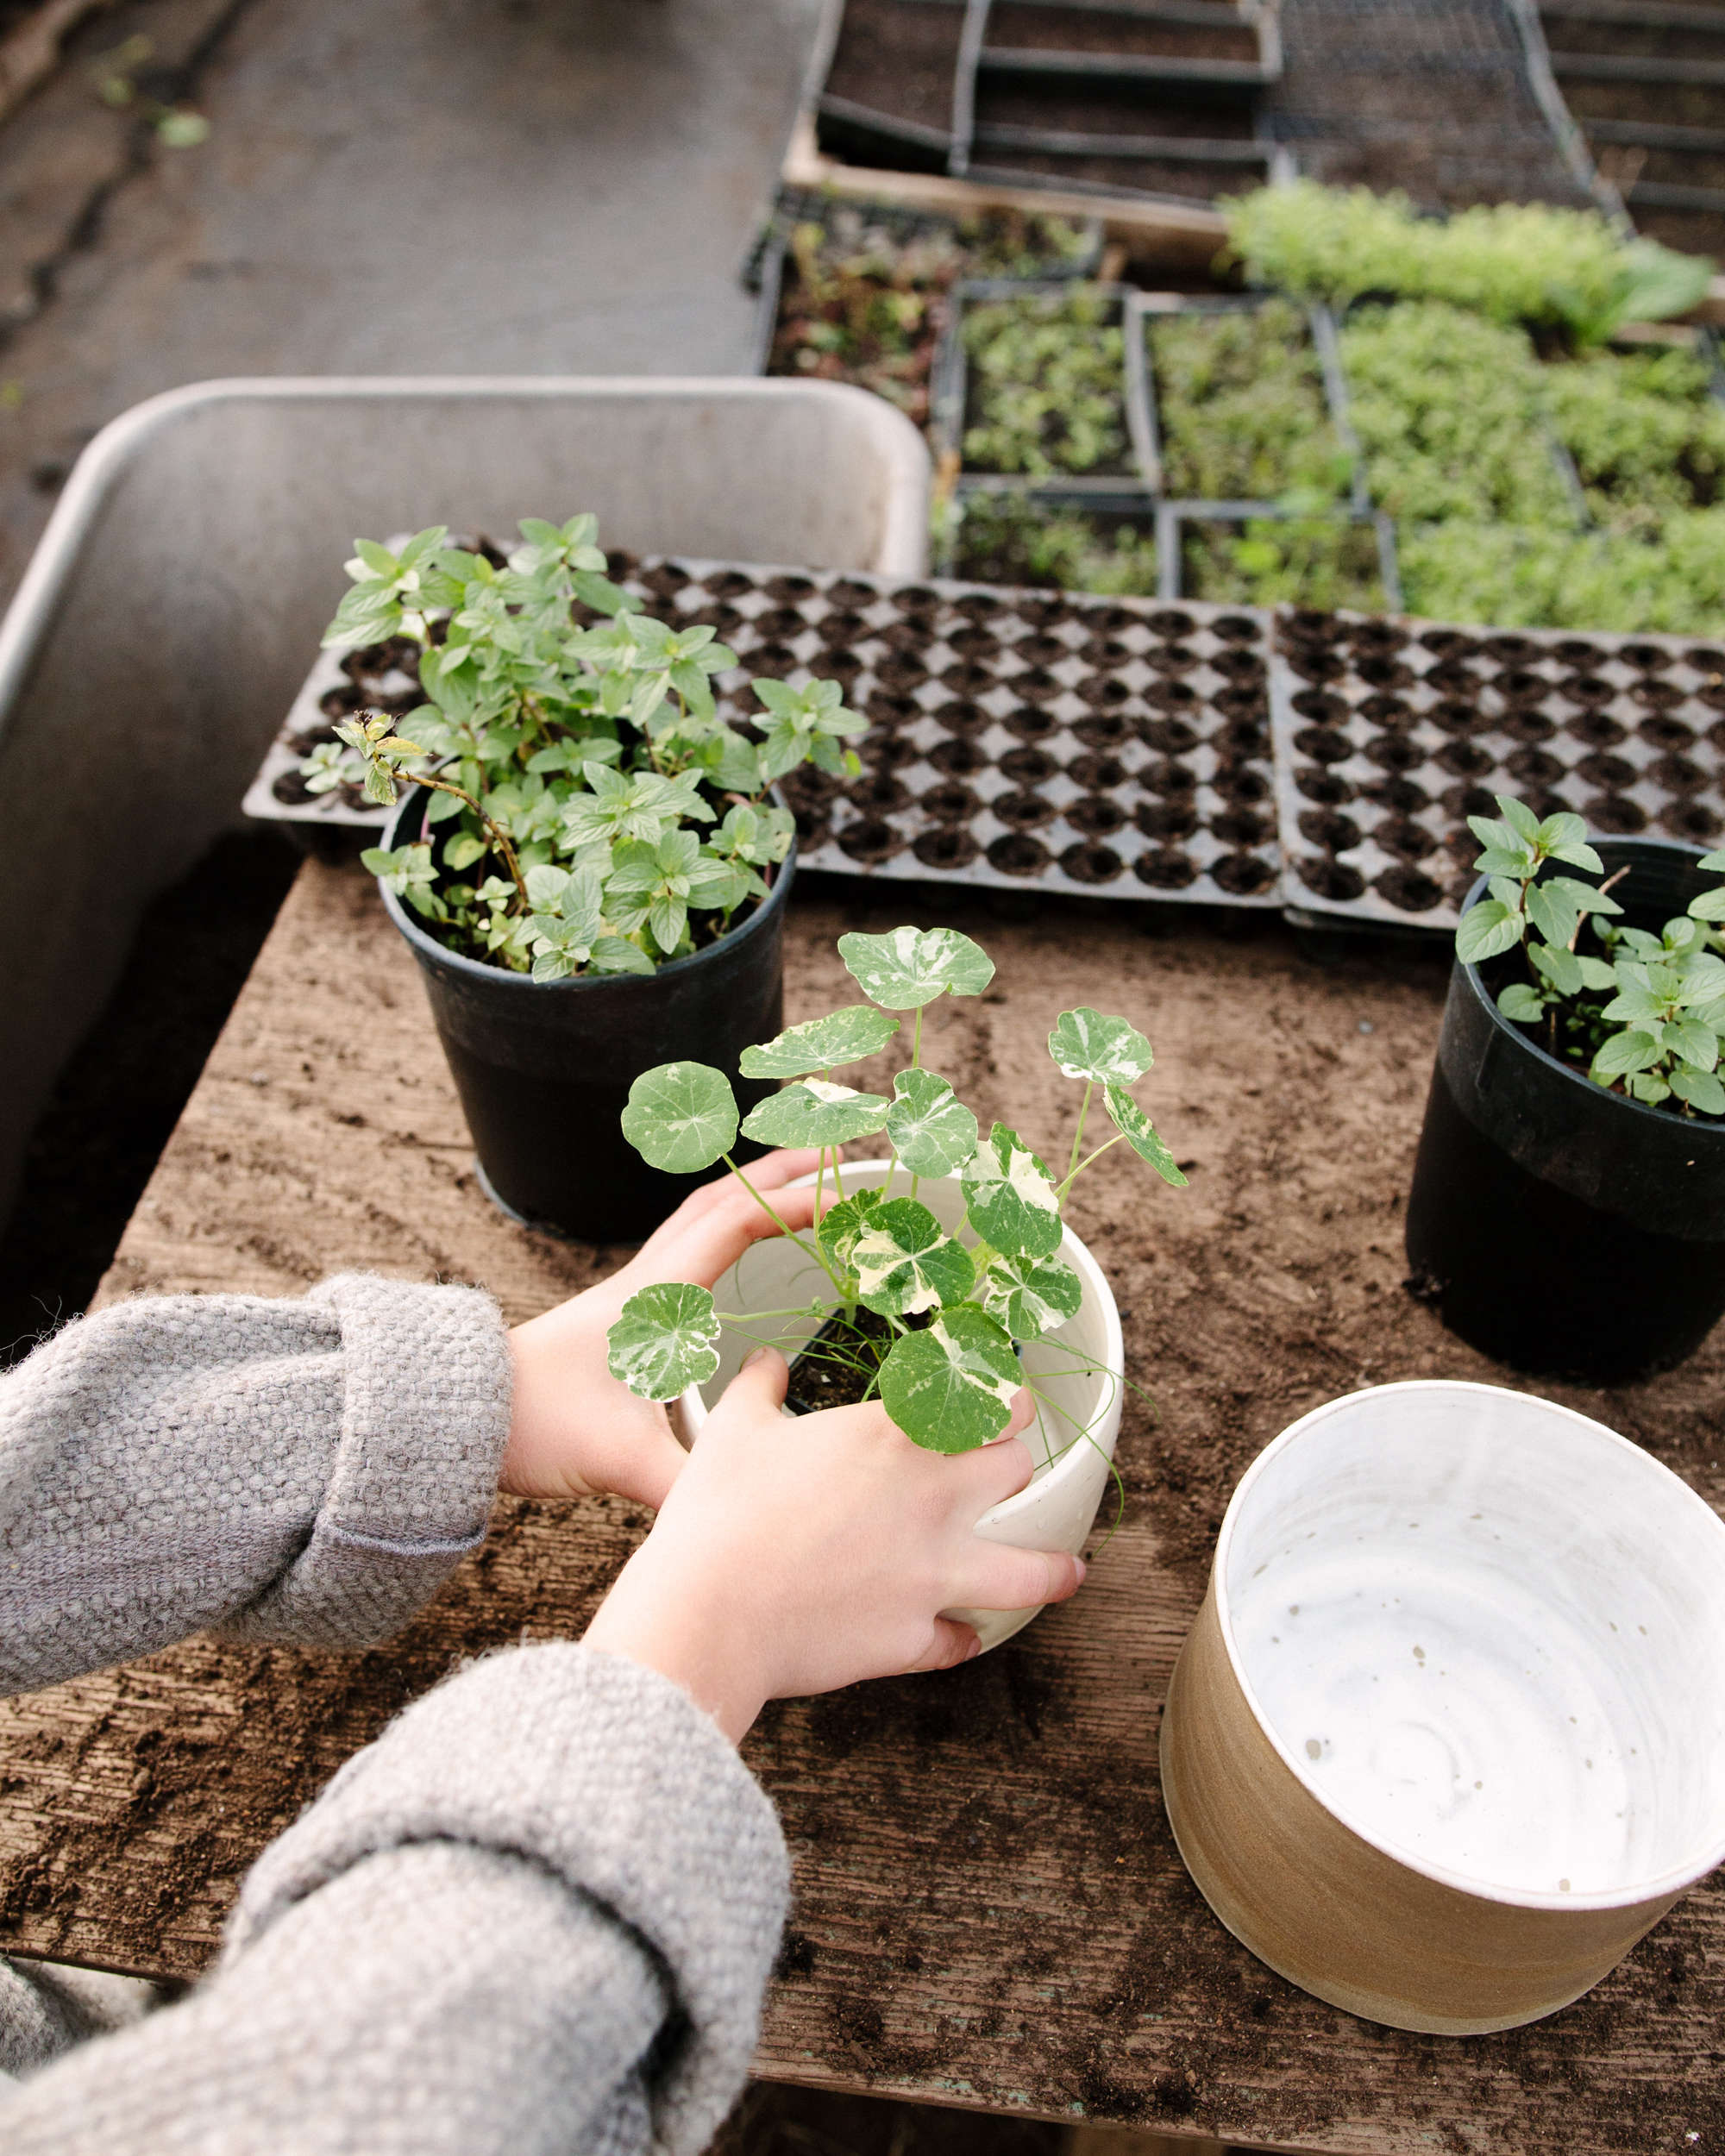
left=931, top=278, right=1149, bottom=493
left=750, top=191, right=1101, bottom=423
left=932, top=484, right=1160, bottom=595
left=1270, top=607, right=1725, bottom=931
left=1122, top=288, right=1400, bottom=609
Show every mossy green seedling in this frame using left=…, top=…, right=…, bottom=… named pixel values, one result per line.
left=606, top=926, right=1186, bottom=1452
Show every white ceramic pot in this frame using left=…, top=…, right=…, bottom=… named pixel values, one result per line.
left=1161, top=1380, right=1725, bottom=2034
left=676, top=1159, right=1124, bottom=1651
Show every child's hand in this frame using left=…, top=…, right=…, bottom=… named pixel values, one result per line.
left=502, top=1149, right=831, bottom=1507
left=581, top=1349, right=1085, bottom=1740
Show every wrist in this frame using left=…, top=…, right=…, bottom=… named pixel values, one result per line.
left=583, top=1548, right=768, bottom=1745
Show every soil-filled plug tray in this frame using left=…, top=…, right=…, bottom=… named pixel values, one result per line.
left=932, top=279, right=1148, bottom=492
left=750, top=189, right=1102, bottom=416
left=1270, top=609, right=1725, bottom=931
left=247, top=552, right=1280, bottom=909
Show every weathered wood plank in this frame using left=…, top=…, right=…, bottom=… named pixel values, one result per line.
left=3, top=858, right=1723, bottom=2156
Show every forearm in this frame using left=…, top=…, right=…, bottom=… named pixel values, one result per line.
left=0, top=1275, right=511, bottom=1692
left=0, top=1645, right=788, bottom=2156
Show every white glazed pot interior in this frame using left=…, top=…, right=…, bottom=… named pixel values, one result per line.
left=679, top=1160, right=1125, bottom=1649
left=1218, top=1380, right=1725, bottom=1908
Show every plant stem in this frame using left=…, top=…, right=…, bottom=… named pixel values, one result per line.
left=1067, top=1078, right=1095, bottom=1181
left=723, top=1156, right=850, bottom=1300
left=1058, top=1129, right=1126, bottom=1198
left=401, top=765, right=530, bottom=912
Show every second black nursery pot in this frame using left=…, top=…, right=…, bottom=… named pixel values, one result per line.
left=1405, top=837, right=1725, bottom=1385
left=380, top=787, right=794, bottom=1244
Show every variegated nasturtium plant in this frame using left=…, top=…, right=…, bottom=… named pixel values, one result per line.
left=1457, top=793, right=1725, bottom=1116
left=605, top=925, right=1186, bottom=1454
left=303, top=517, right=865, bottom=976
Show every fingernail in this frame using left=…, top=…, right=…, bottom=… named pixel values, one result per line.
left=965, top=1635, right=982, bottom=1659
left=743, top=1348, right=768, bottom=1369
left=1074, top=1558, right=1088, bottom=1584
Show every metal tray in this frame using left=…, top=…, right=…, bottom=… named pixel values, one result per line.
left=1270, top=609, right=1725, bottom=931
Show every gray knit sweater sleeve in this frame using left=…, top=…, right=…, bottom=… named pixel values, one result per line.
left=0, top=1645, right=789, bottom=2156
left=0, top=1275, right=512, bottom=1690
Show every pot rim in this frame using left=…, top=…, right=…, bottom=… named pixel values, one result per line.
left=1456, top=833, right=1725, bottom=1144
left=1213, top=1376, right=1725, bottom=1913
left=677, top=1158, right=1126, bottom=1519
left=377, top=781, right=798, bottom=991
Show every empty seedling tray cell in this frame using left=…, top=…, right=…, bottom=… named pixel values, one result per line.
left=1270, top=609, right=1725, bottom=931
left=933, top=279, right=1149, bottom=493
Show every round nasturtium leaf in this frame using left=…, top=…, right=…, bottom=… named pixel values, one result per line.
left=1102, top=1084, right=1189, bottom=1188
left=739, top=1077, right=892, bottom=1148
left=886, top=1069, right=979, bottom=1178
left=818, top=1188, right=882, bottom=1278
left=1047, top=1006, right=1153, bottom=1085
left=961, top=1123, right=1063, bottom=1258
left=620, top=1062, right=740, bottom=1173
left=853, top=1198, right=975, bottom=1319
left=606, top=1282, right=720, bottom=1400
left=878, top=1305, right=1023, bottom=1452
left=978, top=1251, right=1083, bottom=1341
left=738, top=1004, right=901, bottom=1080
left=837, top=925, right=995, bottom=1010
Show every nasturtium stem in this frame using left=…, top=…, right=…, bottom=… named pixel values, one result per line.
left=1058, top=1129, right=1126, bottom=1199
left=724, top=1156, right=849, bottom=1300
left=1067, top=1078, right=1095, bottom=1182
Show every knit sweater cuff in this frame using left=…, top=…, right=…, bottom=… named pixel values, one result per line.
left=224, top=1643, right=789, bottom=2155
left=222, top=1276, right=511, bottom=1649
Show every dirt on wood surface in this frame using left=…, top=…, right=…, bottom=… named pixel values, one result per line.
left=2, top=861, right=1723, bottom=2155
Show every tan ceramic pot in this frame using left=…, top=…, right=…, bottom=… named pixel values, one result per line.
left=1161, top=1381, right=1725, bottom=2035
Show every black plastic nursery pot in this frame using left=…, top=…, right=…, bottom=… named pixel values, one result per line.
left=1405, top=838, right=1725, bottom=1385
left=380, top=787, right=794, bottom=1244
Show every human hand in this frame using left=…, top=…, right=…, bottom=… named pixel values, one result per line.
left=501, top=1149, right=833, bottom=1507
left=581, top=1348, right=1086, bottom=1741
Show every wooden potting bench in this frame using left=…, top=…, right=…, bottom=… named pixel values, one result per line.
left=2, top=858, right=1721, bottom=2156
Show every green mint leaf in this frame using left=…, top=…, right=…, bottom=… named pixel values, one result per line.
left=1672, top=1066, right=1725, bottom=1115
left=1497, top=983, right=1547, bottom=1022
left=1456, top=898, right=1524, bottom=966
left=1590, top=1029, right=1661, bottom=1080
left=1498, top=794, right=1543, bottom=845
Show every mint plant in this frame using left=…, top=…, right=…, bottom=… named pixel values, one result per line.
left=1457, top=794, right=1725, bottom=1115
left=961, top=286, right=1129, bottom=479
left=604, top=925, right=1186, bottom=1453
left=304, top=517, right=864, bottom=978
